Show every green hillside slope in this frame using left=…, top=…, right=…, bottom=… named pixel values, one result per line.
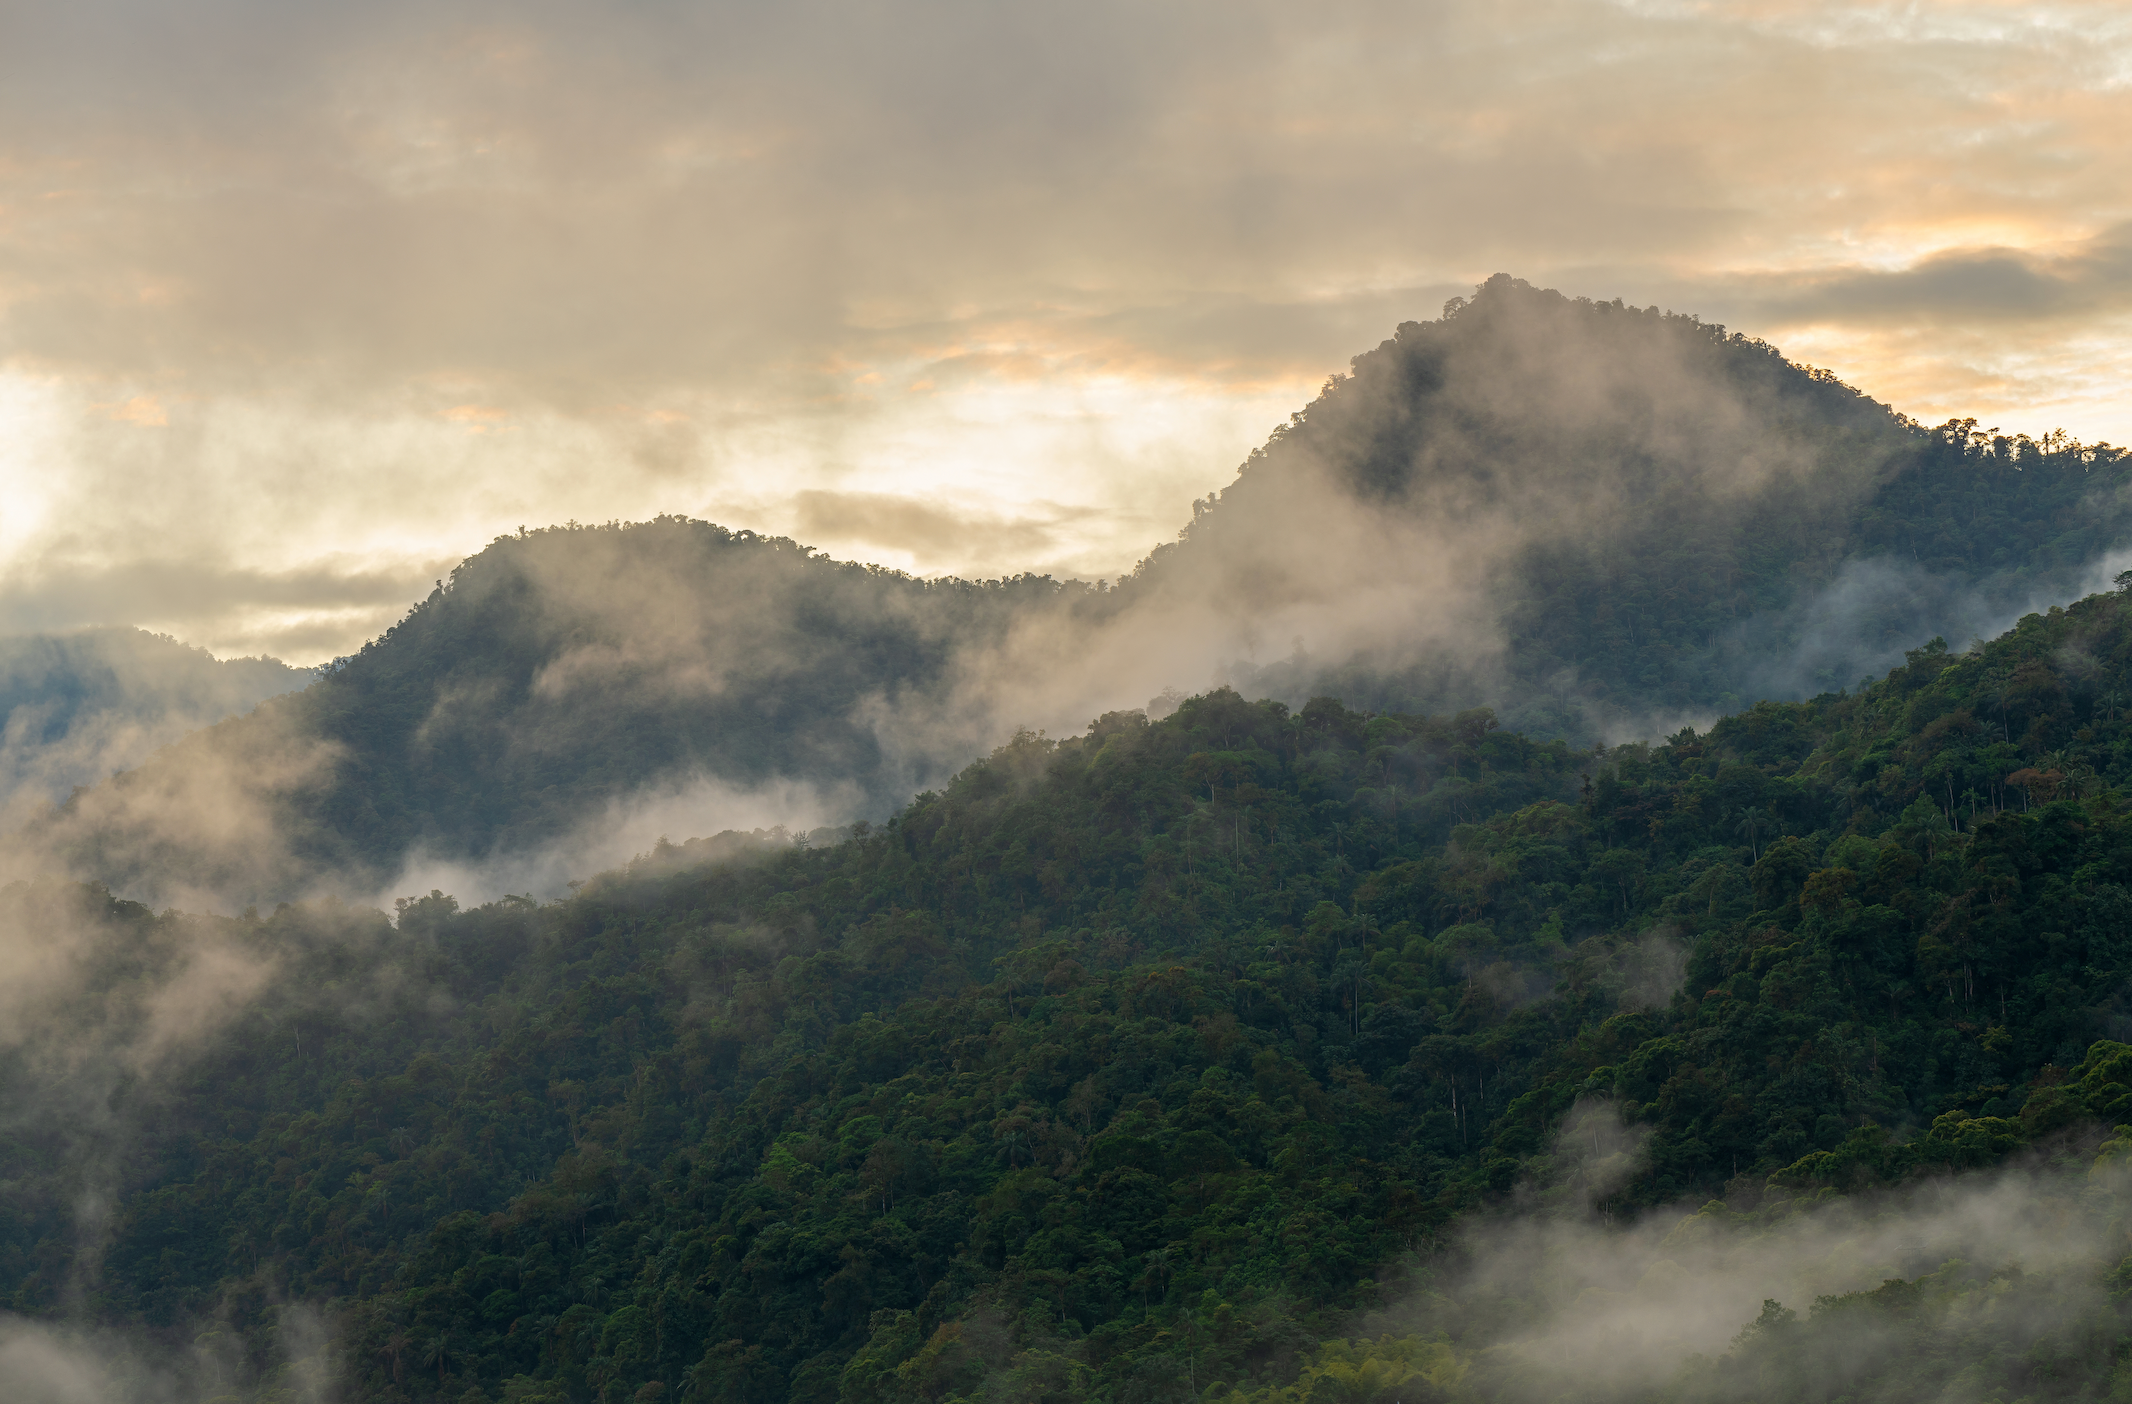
left=15, top=590, right=2132, bottom=1401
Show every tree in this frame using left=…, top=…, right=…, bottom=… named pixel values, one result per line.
left=1734, top=806, right=1771, bottom=861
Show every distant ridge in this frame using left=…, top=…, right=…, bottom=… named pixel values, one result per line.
left=9, top=275, right=2128, bottom=905
left=0, top=627, right=309, bottom=826
left=10, top=522, right=1088, bottom=901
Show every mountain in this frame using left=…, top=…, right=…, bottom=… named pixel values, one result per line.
left=9, top=275, right=2129, bottom=910
left=1154, top=275, right=2131, bottom=731
left=11, top=586, right=2132, bottom=1402
left=0, top=627, right=310, bottom=828
left=6, top=523, right=1096, bottom=903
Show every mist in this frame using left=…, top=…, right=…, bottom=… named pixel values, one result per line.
left=1331, top=1119, right=2132, bottom=1404
left=0, top=878, right=487, bottom=1401
left=372, top=770, right=859, bottom=908
left=937, top=277, right=2114, bottom=747
left=1734, top=544, right=2132, bottom=704
left=0, top=629, right=309, bottom=829
left=0, top=1309, right=332, bottom=1404
left=0, top=885, right=278, bottom=1282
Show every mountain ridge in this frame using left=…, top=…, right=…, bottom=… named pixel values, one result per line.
left=6, top=275, right=2128, bottom=909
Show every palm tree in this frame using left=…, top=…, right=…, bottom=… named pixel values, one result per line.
left=1735, top=807, right=1771, bottom=862
left=420, top=1332, right=452, bottom=1385
left=1136, top=1247, right=1174, bottom=1311
left=378, top=1329, right=411, bottom=1386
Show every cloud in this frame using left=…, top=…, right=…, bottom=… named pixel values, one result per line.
left=373, top=772, right=862, bottom=909
left=2, top=0, right=2129, bottom=658
left=789, top=491, right=1098, bottom=568
left=0, top=557, right=439, bottom=651
left=1720, top=225, right=2132, bottom=328
left=1357, top=1118, right=2132, bottom=1404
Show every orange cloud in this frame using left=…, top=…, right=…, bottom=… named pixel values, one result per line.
left=109, top=395, right=166, bottom=427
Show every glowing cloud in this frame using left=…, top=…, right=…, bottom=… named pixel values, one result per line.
left=1, top=0, right=2127, bottom=659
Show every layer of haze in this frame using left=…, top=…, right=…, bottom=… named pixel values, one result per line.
left=1353, top=1118, right=2132, bottom=1404
left=3, top=0, right=2129, bottom=662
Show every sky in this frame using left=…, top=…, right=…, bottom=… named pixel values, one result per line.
left=1, top=0, right=2128, bottom=665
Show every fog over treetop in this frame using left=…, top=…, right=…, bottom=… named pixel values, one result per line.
left=8, top=276, right=2126, bottom=908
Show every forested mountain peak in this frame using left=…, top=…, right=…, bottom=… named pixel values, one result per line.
left=4, top=519, right=1103, bottom=904
left=1144, top=274, right=2131, bottom=731
left=1243, top=273, right=1898, bottom=506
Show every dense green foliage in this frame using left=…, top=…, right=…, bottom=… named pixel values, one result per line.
left=19, top=588, right=2132, bottom=1400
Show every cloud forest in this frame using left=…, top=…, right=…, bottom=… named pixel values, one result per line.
left=7, top=278, right=2132, bottom=1404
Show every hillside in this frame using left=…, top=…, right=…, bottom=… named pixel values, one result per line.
left=1159, top=276, right=2132, bottom=731
left=10, top=275, right=2130, bottom=909
left=12, top=588, right=2132, bottom=1401
left=0, top=627, right=309, bottom=826
left=6, top=524, right=1094, bottom=903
